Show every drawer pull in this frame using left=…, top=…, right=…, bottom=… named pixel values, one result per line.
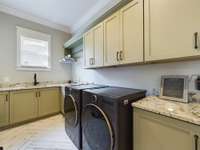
left=194, top=32, right=199, bottom=49
left=120, top=51, right=123, bottom=61
left=5, top=95, right=8, bottom=102
left=93, top=58, right=95, bottom=65
left=116, top=51, right=119, bottom=61
left=194, top=135, right=199, bottom=150
left=89, top=58, right=93, bottom=65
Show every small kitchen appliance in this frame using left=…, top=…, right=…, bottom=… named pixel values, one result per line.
left=160, top=75, right=189, bottom=103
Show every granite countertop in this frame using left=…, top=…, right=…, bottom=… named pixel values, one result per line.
left=132, top=96, right=200, bottom=126
left=0, top=81, right=71, bottom=92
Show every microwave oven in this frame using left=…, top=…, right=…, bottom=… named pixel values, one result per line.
left=160, top=75, right=189, bottom=103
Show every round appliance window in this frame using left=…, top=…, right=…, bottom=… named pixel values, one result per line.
left=83, top=104, right=114, bottom=150
left=64, top=95, right=78, bottom=127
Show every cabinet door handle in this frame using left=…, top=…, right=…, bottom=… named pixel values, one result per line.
left=116, top=51, right=119, bottom=61
left=5, top=95, right=8, bottom=102
left=89, top=58, right=93, bottom=65
left=92, top=58, right=95, bottom=65
left=38, top=91, right=41, bottom=97
left=36, top=92, right=38, bottom=97
left=194, top=32, right=199, bottom=49
left=194, top=135, right=199, bottom=150
left=120, top=51, right=123, bottom=61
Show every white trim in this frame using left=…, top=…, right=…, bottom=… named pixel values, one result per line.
left=160, top=75, right=189, bottom=103
left=0, top=4, right=70, bottom=33
left=71, top=0, right=122, bottom=33
left=16, top=26, right=52, bottom=71
left=16, top=66, right=51, bottom=72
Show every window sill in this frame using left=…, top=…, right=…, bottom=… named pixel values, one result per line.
left=16, top=66, right=51, bottom=72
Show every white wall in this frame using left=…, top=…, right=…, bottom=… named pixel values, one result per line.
left=0, top=12, right=71, bottom=84
left=72, top=52, right=200, bottom=95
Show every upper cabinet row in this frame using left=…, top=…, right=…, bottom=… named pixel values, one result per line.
left=83, top=0, right=200, bottom=68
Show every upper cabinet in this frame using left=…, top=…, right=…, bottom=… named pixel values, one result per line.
left=104, top=11, right=121, bottom=66
left=84, top=23, right=104, bottom=68
left=83, top=0, right=200, bottom=68
left=120, top=0, right=143, bottom=64
left=83, top=0, right=144, bottom=68
left=93, top=23, right=104, bottom=67
left=145, top=0, right=200, bottom=61
left=83, top=30, right=94, bottom=68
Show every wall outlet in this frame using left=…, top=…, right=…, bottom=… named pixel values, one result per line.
left=152, top=88, right=160, bottom=96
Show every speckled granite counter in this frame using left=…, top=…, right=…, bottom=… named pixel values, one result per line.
left=0, top=81, right=71, bottom=92
left=132, top=96, right=200, bottom=126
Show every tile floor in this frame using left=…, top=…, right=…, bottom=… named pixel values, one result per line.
left=0, top=115, right=78, bottom=150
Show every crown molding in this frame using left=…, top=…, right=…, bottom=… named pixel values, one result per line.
left=0, top=4, right=71, bottom=33
left=71, top=0, right=122, bottom=34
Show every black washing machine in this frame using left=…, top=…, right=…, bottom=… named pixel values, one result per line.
left=64, top=84, right=108, bottom=150
left=82, top=87, right=146, bottom=150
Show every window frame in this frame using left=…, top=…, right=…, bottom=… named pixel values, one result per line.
left=16, top=26, right=52, bottom=71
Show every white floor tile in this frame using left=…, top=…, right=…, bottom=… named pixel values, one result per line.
left=0, top=115, right=78, bottom=150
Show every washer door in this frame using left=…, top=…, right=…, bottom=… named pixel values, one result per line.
left=83, top=103, right=114, bottom=150
left=64, top=94, right=78, bottom=127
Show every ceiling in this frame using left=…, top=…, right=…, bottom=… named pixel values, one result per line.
left=0, top=0, right=116, bottom=33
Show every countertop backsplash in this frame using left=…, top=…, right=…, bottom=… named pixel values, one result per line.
left=72, top=51, right=200, bottom=98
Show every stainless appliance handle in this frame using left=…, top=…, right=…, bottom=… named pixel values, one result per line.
left=66, top=94, right=78, bottom=127
left=85, top=103, right=114, bottom=150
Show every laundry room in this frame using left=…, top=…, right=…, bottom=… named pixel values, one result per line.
left=0, top=0, right=200, bottom=150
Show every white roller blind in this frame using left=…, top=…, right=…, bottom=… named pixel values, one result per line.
left=17, top=27, right=51, bottom=71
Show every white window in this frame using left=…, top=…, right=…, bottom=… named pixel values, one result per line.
left=17, top=27, right=51, bottom=71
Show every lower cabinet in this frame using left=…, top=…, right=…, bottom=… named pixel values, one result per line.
left=60, top=87, right=65, bottom=115
left=9, top=87, right=60, bottom=125
left=134, top=108, right=200, bottom=150
left=0, top=92, right=9, bottom=127
left=38, top=88, right=60, bottom=117
left=10, top=90, right=38, bottom=124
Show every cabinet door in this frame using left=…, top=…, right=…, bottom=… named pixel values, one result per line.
left=10, top=90, right=37, bottom=124
left=134, top=108, right=199, bottom=150
left=145, top=0, right=200, bottom=61
left=93, top=23, right=104, bottom=67
left=120, top=0, right=143, bottom=64
left=84, top=30, right=94, bottom=68
left=0, top=92, right=9, bottom=127
left=38, top=88, right=60, bottom=117
left=60, top=87, right=65, bottom=115
left=104, top=11, right=120, bottom=66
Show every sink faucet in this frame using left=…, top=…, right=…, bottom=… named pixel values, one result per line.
left=33, top=73, right=39, bottom=86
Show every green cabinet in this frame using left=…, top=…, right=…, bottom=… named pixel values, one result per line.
left=10, top=90, right=38, bottom=124
left=0, top=92, right=9, bottom=127
left=134, top=108, right=200, bottom=150
left=60, top=87, right=65, bottom=115
left=7, top=87, right=60, bottom=126
left=38, top=88, right=60, bottom=117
